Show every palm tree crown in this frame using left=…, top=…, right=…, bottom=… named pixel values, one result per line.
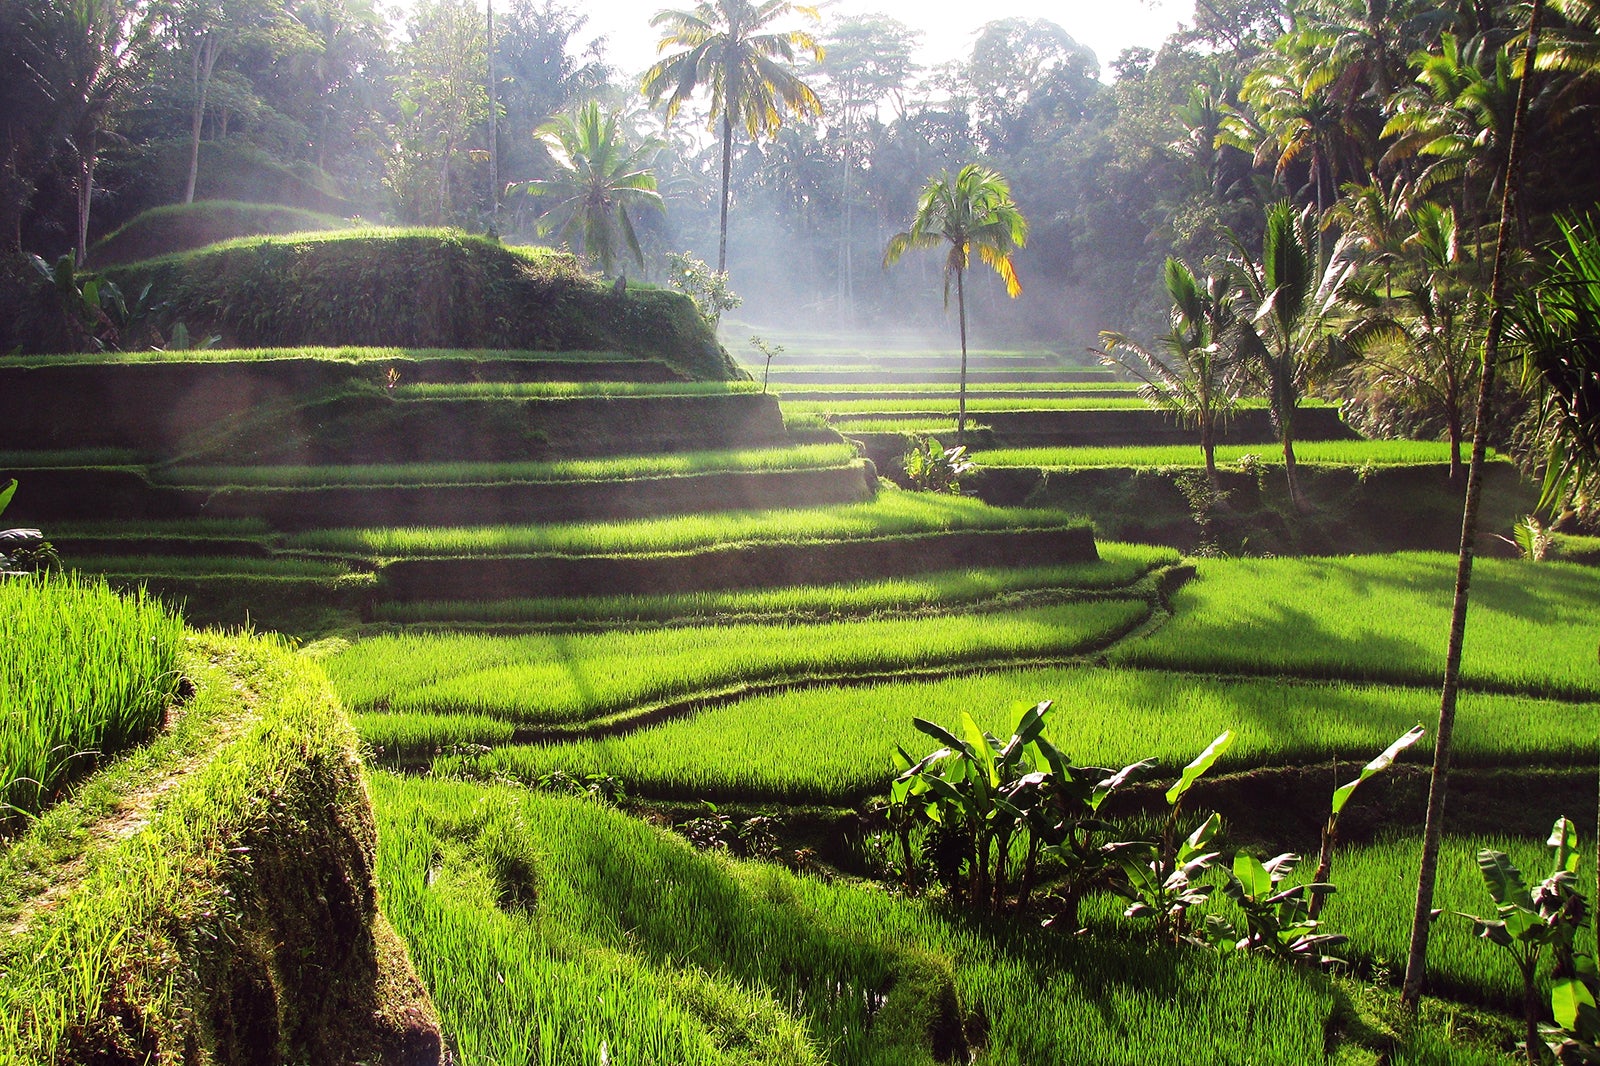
left=507, top=101, right=664, bottom=276
left=884, top=164, right=1028, bottom=444
left=642, top=0, right=823, bottom=272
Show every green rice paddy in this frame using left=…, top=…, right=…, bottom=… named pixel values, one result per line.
left=287, top=492, right=1085, bottom=558
left=332, top=599, right=1151, bottom=730
left=393, top=381, right=761, bottom=399
left=1111, top=554, right=1600, bottom=699
left=978, top=441, right=1494, bottom=468
left=370, top=545, right=1176, bottom=626
left=0, top=574, right=184, bottom=828
left=448, top=669, right=1593, bottom=801
left=372, top=775, right=1519, bottom=1066
left=160, top=444, right=858, bottom=489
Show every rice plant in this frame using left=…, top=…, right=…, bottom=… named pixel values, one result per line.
left=393, top=381, right=761, bottom=399
left=445, top=668, right=1594, bottom=802
left=1, top=573, right=184, bottom=830
left=1112, top=554, right=1600, bottom=700
left=287, top=492, right=1085, bottom=558
left=370, top=545, right=1176, bottom=626
left=161, top=443, right=858, bottom=490
left=371, top=775, right=1504, bottom=1065
left=329, top=600, right=1150, bottom=727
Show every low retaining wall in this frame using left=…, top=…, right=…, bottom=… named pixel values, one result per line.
left=378, top=524, right=1097, bottom=601
left=982, top=406, right=1356, bottom=447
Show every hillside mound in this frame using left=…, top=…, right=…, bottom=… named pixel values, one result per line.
left=0, top=628, right=442, bottom=1065
left=101, top=229, right=739, bottom=379
left=88, top=200, right=350, bottom=268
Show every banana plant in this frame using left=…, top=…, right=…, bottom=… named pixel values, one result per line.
left=1034, top=753, right=1152, bottom=929
left=1460, top=818, right=1590, bottom=1066
left=1307, top=725, right=1426, bottom=920
left=1113, top=731, right=1235, bottom=943
left=1206, top=851, right=1345, bottom=964
left=897, top=701, right=1055, bottom=912
left=903, top=437, right=976, bottom=494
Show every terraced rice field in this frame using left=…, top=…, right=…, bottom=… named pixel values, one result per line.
left=323, top=540, right=1590, bottom=1064
left=979, top=440, right=1489, bottom=468
left=159, top=443, right=858, bottom=489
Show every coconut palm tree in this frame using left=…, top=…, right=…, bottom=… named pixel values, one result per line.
left=1227, top=200, right=1359, bottom=509
left=883, top=164, right=1028, bottom=446
left=1096, top=258, right=1245, bottom=483
left=641, top=0, right=823, bottom=273
left=506, top=101, right=664, bottom=275
left=1343, top=201, right=1490, bottom=482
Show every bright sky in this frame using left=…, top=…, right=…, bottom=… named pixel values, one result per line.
left=583, top=0, right=1195, bottom=79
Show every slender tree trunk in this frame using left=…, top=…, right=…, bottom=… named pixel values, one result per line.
left=1400, top=0, right=1544, bottom=1011
left=487, top=0, right=497, bottom=230
left=1282, top=427, right=1301, bottom=509
left=185, top=36, right=219, bottom=206
left=1202, top=419, right=1218, bottom=485
left=717, top=112, right=732, bottom=273
left=75, top=151, right=95, bottom=267
left=956, top=262, right=968, bottom=448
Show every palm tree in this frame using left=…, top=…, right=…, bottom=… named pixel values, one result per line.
left=883, top=164, right=1028, bottom=446
left=1399, top=0, right=1547, bottom=1014
left=1227, top=200, right=1359, bottom=509
left=641, top=0, right=823, bottom=273
left=506, top=102, right=664, bottom=276
left=1381, top=33, right=1523, bottom=236
left=1096, top=258, right=1244, bottom=483
left=1343, top=201, right=1489, bottom=482
left=1508, top=211, right=1600, bottom=509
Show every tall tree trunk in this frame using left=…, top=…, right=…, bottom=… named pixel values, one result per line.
left=1400, top=0, right=1545, bottom=1012
left=1202, top=418, right=1218, bottom=485
left=487, top=0, right=497, bottom=230
left=75, top=151, right=95, bottom=267
left=956, top=261, right=968, bottom=447
left=185, top=36, right=220, bottom=206
left=717, top=112, right=732, bottom=273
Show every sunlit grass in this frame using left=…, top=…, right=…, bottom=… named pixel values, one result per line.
left=371, top=775, right=1503, bottom=1065
left=370, top=543, right=1176, bottom=626
left=1112, top=553, right=1600, bottom=699
left=329, top=600, right=1150, bottom=728
left=439, top=668, right=1593, bottom=801
left=160, top=443, right=857, bottom=489
left=393, top=381, right=760, bottom=399
left=287, top=492, right=1083, bottom=558
left=1, top=574, right=183, bottom=831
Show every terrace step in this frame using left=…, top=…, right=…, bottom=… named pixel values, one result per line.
left=0, top=384, right=787, bottom=463
left=981, top=406, right=1357, bottom=447
left=377, top=525, right=1098, bottom=601
left=765, top=370, right=1115, bottom=385
left=774, top=388, right=1136, bottom=401
left=3, top=462, right=878, bottom=528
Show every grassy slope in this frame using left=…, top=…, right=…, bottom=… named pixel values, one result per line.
left=87, top=200, right=349, bottom=268
left=462, top=670, right=1593, bottom=802
left=99, top=229, right=739, bottom=379
left=1110, top=554, right=1600, bottom=699
left=288, top=493, right=1089, bottom=558
left=373, top=776, right=1518, bottom=1066
left=0, top=631, right=437, bottom=1064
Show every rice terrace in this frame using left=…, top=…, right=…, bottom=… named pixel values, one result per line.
left=5, top=0, right=1600, bottom=1064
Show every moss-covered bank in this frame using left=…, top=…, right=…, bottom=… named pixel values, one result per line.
left=0, top=632, right=440, bottom=1066
left=98, top=229, right=738, bottom=379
